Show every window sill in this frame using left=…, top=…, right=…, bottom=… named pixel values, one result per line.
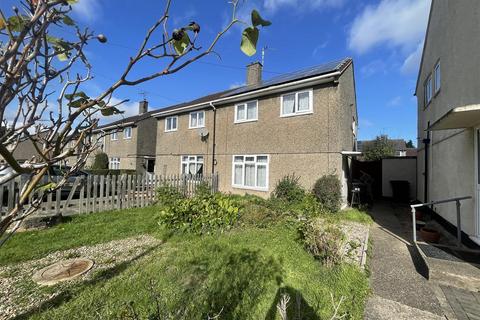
left=189, top=125, right=206, bottom=130
left=165, top=129, right=177, bottom=133
left=234, top=119, right=258, bottom=124
left=232, top=185, right=268, bottom=192
left=280, top=111, right=313, bottom=118
left=123, top=137, right=132, bottom=140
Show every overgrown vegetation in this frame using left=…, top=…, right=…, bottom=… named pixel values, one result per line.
left=301, top=219, right=346, bottom=267
left=90, top=152, right=109, bottom=170
left=272, top=174, right=306, bottom=203
left=313, top=174, right=342, bottom=213
left=363, top=135, right=395, bottom=161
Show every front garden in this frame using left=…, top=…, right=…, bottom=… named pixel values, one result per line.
left=0, top=175, right=372, bottom=319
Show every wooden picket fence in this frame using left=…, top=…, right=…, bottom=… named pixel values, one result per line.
left=0, top=173, right=219, bottom=218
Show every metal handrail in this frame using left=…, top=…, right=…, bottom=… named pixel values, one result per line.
left=410, top=196, right=472, bottom=247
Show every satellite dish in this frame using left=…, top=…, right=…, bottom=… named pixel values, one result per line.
left=199, top=128, right=209, bottom=140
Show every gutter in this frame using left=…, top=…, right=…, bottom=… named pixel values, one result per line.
left=153, top=71, right=342, bottom=117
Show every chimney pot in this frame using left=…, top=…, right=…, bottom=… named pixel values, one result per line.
left=246, top=62, right=263, bottom=86
left=139, top=100, right=148, bottom=114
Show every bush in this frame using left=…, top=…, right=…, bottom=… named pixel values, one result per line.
left=195, top=181, right=212, bottom=197
left=158, top=193, right=240, bottom=234
left=157, top=184, right=185, bottom=207
left=301, top=219, right=346, bottom=267
left=312, top=174, right=342, bottom=213
left=272, top=174, right=306, bottom=203
left=91, top=152, right=109, bottom=170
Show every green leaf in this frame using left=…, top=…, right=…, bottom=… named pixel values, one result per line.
left=8, top=15, right=28, bottom=32
left=251, top=10, right=271, bottom=27
left=240, top=27, right=259, bottom=57
left=62, top=15, right=75, bottom=26
left=173, top=31, right=191, bottom=55
left=101, top=106, right=124, bottom=116
left=0, top=18, right=6, bottom=30
left=66, top=0, right=78, bottom=4
left=65, top=92, right=89, bottom=101
left=68, top=98, right=86, bottom=108
left=37, top=182, right=57, bottom=192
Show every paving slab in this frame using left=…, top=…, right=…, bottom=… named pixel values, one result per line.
left=365, top=202, right=444, bottom=318
left=365, top=295, right=444, bottom=320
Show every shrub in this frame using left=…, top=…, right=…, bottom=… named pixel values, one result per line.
left=157, top=184, right=185, bottom=207
left=312, top=174, right=342, bottom=213
left=158, top=193, right=240, bottom=234
left=272, top=174, right=306, bottom=203
left=91, top=152, right=109, bottom=170
left=195, top=181, right=212, bottom=197
left=301, top=219, right=346, bottom=267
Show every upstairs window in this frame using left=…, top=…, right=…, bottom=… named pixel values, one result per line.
left=165, top=116, right=178, bottom=132
left=111, top=131, right=118, bottom=141
left=281, top=89, right=313, bottom=116
left=434, top=62, right=441, bottom=93
left=123, top=127, right=132, bottom=139
left=181, top=155, right=204, bottom=175
left=235, top=101, right=258, bottom=123
left=424, top=75, right=432, bottom=107
left=189, top=111, right=205, bottom=128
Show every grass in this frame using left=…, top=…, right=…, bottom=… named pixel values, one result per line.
left=1, top=198, right=371, bottom=319
left=326, top=208, right=374, bottom=225
left=0, top=206, right=160, bottom=266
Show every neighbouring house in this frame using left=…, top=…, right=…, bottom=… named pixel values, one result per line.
left=416, top=0, right=480, bottom=242
left=153, top=58, right=358, bottom=203
left=357, top=138, right=414, bottom=158
left=85, top=100, right=158, bottom=174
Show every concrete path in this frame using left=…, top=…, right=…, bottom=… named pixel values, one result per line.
left=364, top=202, right=445, bottom=319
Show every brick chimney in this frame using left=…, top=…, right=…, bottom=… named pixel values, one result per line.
left=139, top=100, right=148, bottom=114
left=246, top=62, right=263, bottom=86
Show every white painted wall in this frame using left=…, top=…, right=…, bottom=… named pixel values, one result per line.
left=382, top=158, right=417, bottom=199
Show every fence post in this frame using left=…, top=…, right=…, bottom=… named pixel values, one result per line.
left=99, top=175, right=105, bottom=212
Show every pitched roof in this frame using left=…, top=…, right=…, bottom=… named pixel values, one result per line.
left=152, top=57, right=352, bottom=116
left=93, top=57, right=352, bottom=128
left=357, top=139, right=407, bottom=151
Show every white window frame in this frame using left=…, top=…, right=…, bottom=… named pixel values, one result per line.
left=180, top=155, right=204, bottom=176
left=165, top=116, right=178, bottom=132
left=424, top=74, right=432, bottom=107
left=434, top=62, right=441, bottom=94
left=123, top=126, right=132, bottom=139
left=234, top=100, right=258, bottom=123
left=109, top=157, right=120, bottom=169
left=111, top=131, right=118, bottom=141
left=189, top=111, right=205, bottom=129
left=231, top=155, right=269, bottom=191
left=280, top=89, right=313, bottom=117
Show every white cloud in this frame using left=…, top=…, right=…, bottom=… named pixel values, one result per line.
left=401, top=41, right=424, bottom=74
left=264, top=0, right=346, bottom=13
left=360, top=59, right=387, bottom=77
left=348, top=0, right=430, bottom=54
left=387, top=96, right=402, bottom=107
left=72, top=0, right=102, bottom=23
left=359, top=119, right=373, bottom=128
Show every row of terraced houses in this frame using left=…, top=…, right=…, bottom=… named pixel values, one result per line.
left=78, top=58, right=358, bottom=204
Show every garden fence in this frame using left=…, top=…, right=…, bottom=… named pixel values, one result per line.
left=0, top=173, right=218, bottom=218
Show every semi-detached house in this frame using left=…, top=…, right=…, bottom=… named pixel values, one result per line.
left=153, top=58, right=358, bottom=204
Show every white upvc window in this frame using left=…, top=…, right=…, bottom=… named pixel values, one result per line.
left=123, top=126, right=132, bottom=139
left=424, top=74, right=432, bottom=107
left=281, top=89, right=313, bottom=117
left=189, top=111, right=205, bottom=128
left=111, top=131, right=118, bottom=141
left=235, top=100, right=258, bottom=123
left=232, top=155, right=269, bottom=191
left=109, top=157, right=120, bottom=169
left=434, top=62, right=441, bottom=94
left=181, top=155, right=204, bottom=175
left=165, top=116, right=178, bottom=132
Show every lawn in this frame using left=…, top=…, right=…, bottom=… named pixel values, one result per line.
left=1, top=202, right=371, bottom=319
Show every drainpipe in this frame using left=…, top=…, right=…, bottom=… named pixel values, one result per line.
left=209, top=102, right=217, bottom=175
left=423, top=129, right=431, bottom=203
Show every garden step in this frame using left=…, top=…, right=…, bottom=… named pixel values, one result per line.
left=365, top=295, right=444, bottom=320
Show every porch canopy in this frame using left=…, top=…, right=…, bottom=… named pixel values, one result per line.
left=428, top=104, right=480, bottom=131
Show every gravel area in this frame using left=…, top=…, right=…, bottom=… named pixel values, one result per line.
left=0, top=235, right=162, bottom=320
left=338, top=221, right=370, bottom=268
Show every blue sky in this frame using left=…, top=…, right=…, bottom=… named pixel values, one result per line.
left=1, top=0, right=431, bottom=144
